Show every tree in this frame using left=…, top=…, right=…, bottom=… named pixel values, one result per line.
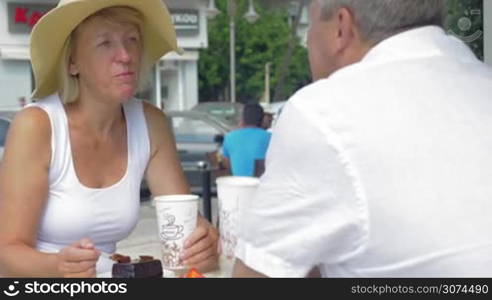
left=199, top=0, right=485, bottom=104
left=272, top=0, right=309, bottom=102
left=198, top=0, right=311, bottom=103
left=445, top=0, right=484, bottom=60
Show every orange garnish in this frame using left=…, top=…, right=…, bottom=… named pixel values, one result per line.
left=182, top=268, right=205, bottom=278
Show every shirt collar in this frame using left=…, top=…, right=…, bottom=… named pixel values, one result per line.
left=361, top=25, right=478, bottom=65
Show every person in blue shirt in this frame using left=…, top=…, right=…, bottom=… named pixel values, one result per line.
left=222, top=104, right=271, bottom=177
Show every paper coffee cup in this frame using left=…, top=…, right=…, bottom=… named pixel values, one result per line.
left=216, top=176, right=260, bottom=277
left=154, top=194, right=199, bottom=271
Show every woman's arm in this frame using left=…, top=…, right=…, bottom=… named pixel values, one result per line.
left=143, top=103, right=189, bottom=195
left=0, top=108, right=99, bottom=277
left=143, top=103, right=218, bottom=272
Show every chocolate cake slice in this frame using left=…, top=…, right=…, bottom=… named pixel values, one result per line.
left=111, top=254, right=163, bottom=278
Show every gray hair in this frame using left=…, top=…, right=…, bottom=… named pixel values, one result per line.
left=318, top=0, right=446, bottom=43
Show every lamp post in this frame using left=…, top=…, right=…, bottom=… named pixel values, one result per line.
left=263, top=62, right=272, bottom=105
left=206, top=0, right=220, bottom=18
left=228, top=0, right=237, bottom=103
left=207, top=0, right=259, bottom=103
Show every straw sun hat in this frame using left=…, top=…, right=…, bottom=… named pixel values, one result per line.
left=30, top=0, right=181, bottom=99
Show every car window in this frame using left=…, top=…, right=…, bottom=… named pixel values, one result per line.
left=192, top=103, right=243, bottom=128
left=171, top=116, right=221, bottom=143
left=0, top=119, right=11, bottom=147
left=207, top=108, right=239, bottom=126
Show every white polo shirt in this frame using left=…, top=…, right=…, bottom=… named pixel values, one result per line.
left=235, top=26, right=492, bottom=277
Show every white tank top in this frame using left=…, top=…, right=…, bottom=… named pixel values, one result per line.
left=27, top=94, right=150, bottom=275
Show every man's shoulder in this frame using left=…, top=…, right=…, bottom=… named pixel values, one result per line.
left=225, top=128, right=243, bottom=136
left=224, top=128, right=245, bottom=142
left=286, top=79, right=339, bottom=115
left=287, top=59, right=391, bottom=116
left=225, top=127, right=270, bottom=140
left=252, top=128, right=272, bottom=140
left=263, top=129, right=272, bottom=139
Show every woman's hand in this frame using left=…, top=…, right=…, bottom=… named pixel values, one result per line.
left=182, top=215, right=219, bottom=273
left=142, top=105, right=219, bottom=273
left=56, top=238, right=101, bottom=278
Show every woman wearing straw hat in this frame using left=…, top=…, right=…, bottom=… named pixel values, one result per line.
left=0, top=0, right=218, bottom=277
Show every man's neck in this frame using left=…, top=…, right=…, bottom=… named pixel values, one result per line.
left=337, top=40, right=374, bottom=71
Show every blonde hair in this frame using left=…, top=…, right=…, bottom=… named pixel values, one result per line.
left=58, top=6, right=151, bottom=104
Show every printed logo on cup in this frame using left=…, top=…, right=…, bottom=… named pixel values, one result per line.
left=160, top=214, right=184, bottom=241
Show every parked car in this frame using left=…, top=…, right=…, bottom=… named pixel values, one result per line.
left=167, top=110, right=234, bottom=193
left=169, top=110, right=230, bottom=159
left=141, top=110, right=234, bottom=197
left=191, top=102, right=243, bottom=129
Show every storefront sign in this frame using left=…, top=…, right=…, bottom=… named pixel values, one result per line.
left=7, top=3, right=55, bottom=34
left=171, top=10, right=199, bottom=36
left=8, top=4, right=200, bottom=37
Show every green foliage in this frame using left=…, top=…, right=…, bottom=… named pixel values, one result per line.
left=445, top=0, right=484, bottom=60
left=198, top=0, right=311, bottom=103
left=199, top=0, right=486, bottom=103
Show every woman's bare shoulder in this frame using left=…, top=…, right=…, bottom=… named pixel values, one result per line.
left=141, top=101, right=172, bottom=139
left=10, top=107, right=51, bottom=139
left=5, top=107, right=51, bottom=161
left=142, top=101, right=167, bottom=125
left=141, top=101, right=176, bottom=157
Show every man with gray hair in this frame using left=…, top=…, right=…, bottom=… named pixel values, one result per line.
left=233, top=0, right=492, bottom=277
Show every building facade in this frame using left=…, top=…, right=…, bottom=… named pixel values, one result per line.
left=0, top=0, right=209, bottom=111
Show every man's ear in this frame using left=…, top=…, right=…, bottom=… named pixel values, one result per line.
left=334, top=7, right=357, bottom=54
